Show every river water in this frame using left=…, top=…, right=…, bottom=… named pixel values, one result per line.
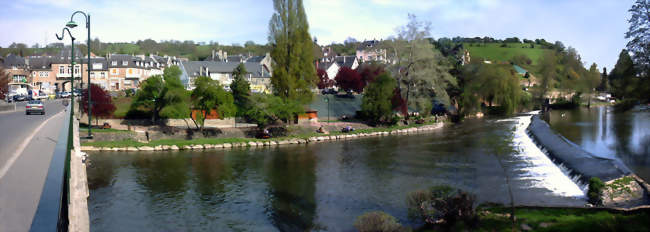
left=545, top=106, right=650, bottom=182
left=87, top=114, right=587, bottom=231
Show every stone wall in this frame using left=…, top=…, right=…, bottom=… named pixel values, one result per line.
left=0, top=103, right=15, bottom=112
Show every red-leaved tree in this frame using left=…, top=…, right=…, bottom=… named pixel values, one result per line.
left=392, top=88, right=407, bottom=116
left=81, top=84, right=116, bottom=125
left=335, top=67, right=363, bottom=93
left=358, top=63, right=386, bottom=88
left=316, top=68, right=334, bottom=89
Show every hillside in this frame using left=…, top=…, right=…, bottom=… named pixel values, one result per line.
left=463, top=42, right=549, bottom=66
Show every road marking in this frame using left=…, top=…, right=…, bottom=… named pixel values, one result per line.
left=0, top=110, right=65, bottom=180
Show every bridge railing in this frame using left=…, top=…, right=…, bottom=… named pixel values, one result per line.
left=29, top=103, right=72, bottom=232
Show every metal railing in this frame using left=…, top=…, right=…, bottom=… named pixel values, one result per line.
left=29, top=103, right=72, bottom=232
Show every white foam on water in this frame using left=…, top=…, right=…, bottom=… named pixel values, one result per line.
left=510, top=112, right=585, bottom=198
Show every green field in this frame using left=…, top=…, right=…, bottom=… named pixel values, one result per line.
left=464, top=43, right=548, bottom=66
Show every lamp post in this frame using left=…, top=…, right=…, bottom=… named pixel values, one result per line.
left=56, top=28, right=75, bottom=139
left=67, top=11, right=92, bottom=138
left=325, top=96, right=330, bottom=125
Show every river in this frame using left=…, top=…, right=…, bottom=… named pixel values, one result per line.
left=87, top=113, right=587, bottom=231
left=545, top=106, right=650, bottom=182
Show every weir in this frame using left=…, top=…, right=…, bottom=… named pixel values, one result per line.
left=526, top=114, right=631, bottom=183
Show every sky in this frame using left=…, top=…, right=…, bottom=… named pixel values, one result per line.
left=0, top=0, right=635, bottom=70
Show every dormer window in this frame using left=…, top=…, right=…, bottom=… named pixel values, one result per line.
left=111, top=61, right=117, bottom=66
left=122, top=61, right=128, bottom=66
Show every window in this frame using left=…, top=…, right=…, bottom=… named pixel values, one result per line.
left=111, top=69, right=118, bottom=75
left=122, top=61, right=128, bottom=66
left=59, top=66, right=64, bottom=74
left=101, top=72, right=106, bottom=78
left=90, top=72, right=95, bottom=78
left=74, top=66, right=80, bottom=74
left=111, top=61, right=117, bottom=66
left=68, top=66, right=72, bottom=74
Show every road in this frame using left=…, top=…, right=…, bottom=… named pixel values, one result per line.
left=0, top=100, right=68, bottom=232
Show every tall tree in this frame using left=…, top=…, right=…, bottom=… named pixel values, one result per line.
left=230, top=63, right=251, bottom=116
left=191, top=76, right=236, bottom=132
left=609, top=49, right=638, bottom=99
left=268, top=0, right=317, bottom=103
left=386, top=14, right=456, bottom=115
left=625, top=0, right=650, bottom=76
left=534, top=51, right=557, bottom=102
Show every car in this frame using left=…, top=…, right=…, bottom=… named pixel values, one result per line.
left=60, top=92, right=71, bottom=98
left=13, top=95, right=27, bottom=102
left=26, top=100, right=45, bottom=115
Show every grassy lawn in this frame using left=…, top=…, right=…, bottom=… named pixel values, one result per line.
left=112, top=96, right=133, bottom=118
left=464, top=43, right=548, bottom=66
left=79, top=125, right=132, bottom=133
left=471, top=206, right=650, bottom=232
left=81, top=120, right=442, bottom=148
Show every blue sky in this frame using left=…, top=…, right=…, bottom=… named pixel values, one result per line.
left=0, top=0, right=634, bottom=70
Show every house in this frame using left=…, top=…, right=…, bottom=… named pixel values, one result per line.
left=316, top=61, right=339, bottom=81
left=26, top=56, right=56, bottom=94
left=356, top=40, right=387, bottom=63
left=181, top=60, right=272, bottom=93
left=107, top=54, right=164, bottom=90
left=334, top=56, right=358, bottom=70
left=2, top=54, right=30, bottom=85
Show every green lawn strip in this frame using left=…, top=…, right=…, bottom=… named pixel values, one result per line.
left=111, top=96, right=133, bottom=118
left=81, top=121, right=442, bottom=148
left=474, top=206, right=650, bottom=232
left=78, top=126, right=132, bottom=133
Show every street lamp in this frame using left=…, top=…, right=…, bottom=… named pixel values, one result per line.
left=56, top=27, right=75, bottom=141
left=325, top=96, right=330, bottom=125
left=68, top=11, right=92, bottom=139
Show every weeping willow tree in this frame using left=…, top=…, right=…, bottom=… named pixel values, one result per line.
left=268, top=0, right=317, bottom=104
left=385, top=14, right=457, bottom=116
left=461, top=63, right=522, bottom=115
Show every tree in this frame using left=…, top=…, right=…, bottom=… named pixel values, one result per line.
left=534, top=51, right=557, bottom=102
left=361, top=73, right=397, bottom=124
left=0, top=63, right=9, bottom=100
left=461, top=64, right=522, bottom=115
left=81, top=84, right=116, bottom=126
left=335, top=67, right=363, bottom=93
left=131, top=65, right=189, bottom=123
left=268, top=0, right=317, bottom=103
left=230, top=63, right=251, bottom=116
left=625, top=0, right=650, bottom=76
left=316, top=68, right=334, bottom=89
left=245, top=93, right=303, bottom=127
left=191, top=76, right=236, bottom=132
left=609, top=49, right=638, bottom=99
left=597, top=67, right=609, bottom=92
left=386, top=14, right=457, bottom=116
left=358, top=62, right=386, bottom=87
left=582, top=63, right=602, bottom=107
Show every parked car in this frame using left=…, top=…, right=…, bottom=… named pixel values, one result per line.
left=26, top=100, right=45, bottom=115
left=321, top=88, right=337, bottom=95
left=60, top=92, right=71, bottom=98
left=13, top=95, right=27, bottom=102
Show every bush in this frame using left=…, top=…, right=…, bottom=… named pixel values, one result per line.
left=354, top=211, right=406, bottom=232
left=406, top=185, right=477, bottom=228
left=588, top=177, right=605, bottom=205
left=613, top=99, right=637, bottom=112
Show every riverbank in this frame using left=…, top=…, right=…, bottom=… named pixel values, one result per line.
left=80, top=121, right=445, bottom=151
left=466, top=205, right=650, bottom=232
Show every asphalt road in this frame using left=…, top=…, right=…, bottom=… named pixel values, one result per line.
left=0, top=99, right=68, bottom=232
